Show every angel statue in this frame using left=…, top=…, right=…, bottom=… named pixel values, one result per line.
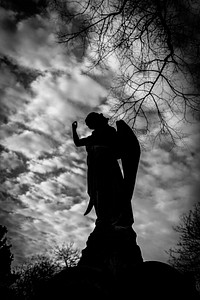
left=72, top=112, right=143, bottom=268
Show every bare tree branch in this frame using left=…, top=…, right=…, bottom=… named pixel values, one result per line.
left=50, top=0, right=200, bottom=144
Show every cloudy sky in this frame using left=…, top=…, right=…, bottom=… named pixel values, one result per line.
left=0, top=1, right=199, bottom=266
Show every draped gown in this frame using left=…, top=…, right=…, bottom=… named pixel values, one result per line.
left=82, top=124, right=134, bottom=227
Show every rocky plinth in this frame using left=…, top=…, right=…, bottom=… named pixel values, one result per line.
left=78, top=225, right=143, bottom=274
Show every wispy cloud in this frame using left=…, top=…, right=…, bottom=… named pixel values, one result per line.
left=0, top=5, right=107, bottom=264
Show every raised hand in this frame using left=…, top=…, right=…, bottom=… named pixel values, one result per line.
left=72, top=121, right=78, bottom=129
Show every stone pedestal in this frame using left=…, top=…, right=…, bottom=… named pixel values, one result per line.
left=78, top=224, right=143, bottom=276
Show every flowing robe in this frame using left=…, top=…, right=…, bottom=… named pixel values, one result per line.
left=82, top=125, right=134, bottom=227
left=83, top=126, right=121, bottom=221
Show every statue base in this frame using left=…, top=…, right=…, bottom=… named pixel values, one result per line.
left=78, top=224, right=143, bottom=276
left=33, top=224, right=199, bottom=300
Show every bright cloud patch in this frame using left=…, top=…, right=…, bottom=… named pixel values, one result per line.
left=3, top=130, right=55, bottom=158
left=0, top=5, right=107, bottom=265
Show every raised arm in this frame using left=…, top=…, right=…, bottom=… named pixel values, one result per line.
left=72, top=121, right=90, bottom=147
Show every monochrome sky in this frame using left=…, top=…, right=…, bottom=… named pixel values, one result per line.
left=0, top=1, right=200, bottom=266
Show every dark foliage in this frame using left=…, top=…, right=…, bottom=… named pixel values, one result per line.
left=10, top=243, right=80, bottom=299
left=0, top=225, right=13, bottom=278
left=30, top=262, right=199, bottom=300
left=168, top=203, right=200, bottom=293
left=0, top=225, right=16, bottom=299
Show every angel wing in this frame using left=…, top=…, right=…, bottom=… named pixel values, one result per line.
left=116, top=120, right=140, bottom=202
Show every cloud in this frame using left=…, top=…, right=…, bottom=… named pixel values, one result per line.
left=0, top=3, right=109, bottom=265
left=0, top=68, right=30, bottom=123
left=0, top=8, right=62, bottom=71
left=9, top=188, right=93, bottom=264
left=0, top=5, right=107, bottom=135
left=1, top=139, right=90, bottom=264
left=2, top=130, right=56, bottom=158
left=26, top=70, right=106, bottom=125
left=0, top=151, right=24, bottom=171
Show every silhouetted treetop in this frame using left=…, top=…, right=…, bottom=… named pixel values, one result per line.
left=0, top=225, right=13, bottom=277
left=168, top=203, right=200, bottom=293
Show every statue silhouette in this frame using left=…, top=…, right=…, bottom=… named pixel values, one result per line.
left=73, top=113, right=122, bottom=224
left=72, top=112, right=143, bottom=269
left=30, top=113, right=198, bottom=299
left=29, top=114, right=198, bottom=298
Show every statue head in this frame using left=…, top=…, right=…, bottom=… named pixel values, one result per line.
left=85, top=112, right=109, bottom=129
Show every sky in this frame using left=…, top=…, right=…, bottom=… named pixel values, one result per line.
left=0, top=1, right=200, bottom=266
